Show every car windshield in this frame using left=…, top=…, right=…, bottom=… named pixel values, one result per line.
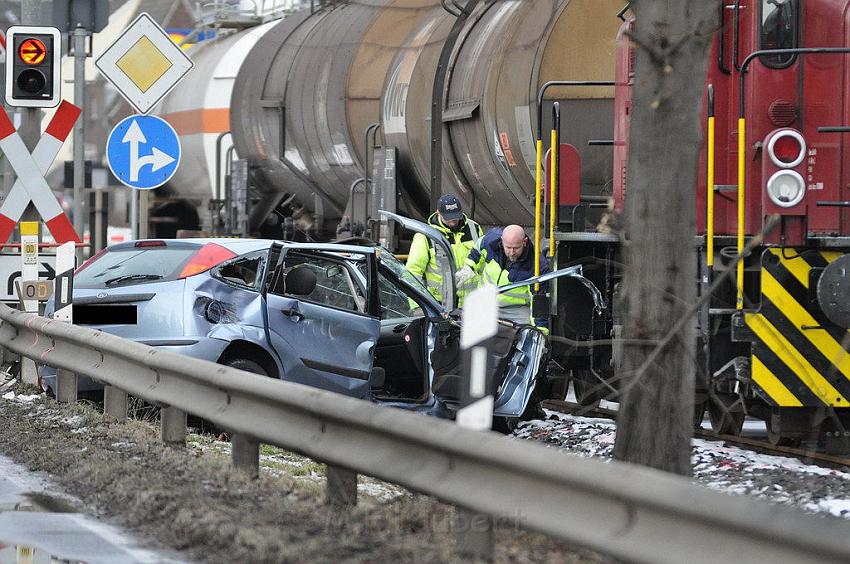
left=75, top=247, right=198, bottom=288
left=377, top=247, right=440, bottom=308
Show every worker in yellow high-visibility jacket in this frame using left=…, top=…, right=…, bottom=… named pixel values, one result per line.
left=405, top=194, right=483, bottom=307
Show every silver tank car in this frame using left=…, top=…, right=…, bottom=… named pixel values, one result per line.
left=230, top=0, right=623, bottom=235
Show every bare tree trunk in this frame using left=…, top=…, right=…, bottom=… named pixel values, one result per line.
left=612, top=0, right=719, bottom=475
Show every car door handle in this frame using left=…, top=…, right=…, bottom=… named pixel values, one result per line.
left=392, top=324, right=407, bottom=333
left=281, top=307, right=303, bottom=322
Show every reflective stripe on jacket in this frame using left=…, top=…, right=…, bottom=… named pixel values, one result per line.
left=405, top=213, right=482, bottom=304
left=466, top=227, right=550, bottom=327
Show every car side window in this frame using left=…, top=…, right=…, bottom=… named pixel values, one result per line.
left=276, top=253, right=362, bottom=313
left=213, top=253, right=264, bottom=290
left=378, top=270, right=424, bottom=320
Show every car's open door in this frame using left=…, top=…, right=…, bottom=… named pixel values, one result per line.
left=379, top=210, right=457, bottom=311
left=263, top=246, right=381, bottom=399
left=498, top=265, right=606, bottom=311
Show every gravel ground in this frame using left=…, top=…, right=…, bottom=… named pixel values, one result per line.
left=514, top=410, right=850, bottom=519
left=0, top=386, right=611, bottom=564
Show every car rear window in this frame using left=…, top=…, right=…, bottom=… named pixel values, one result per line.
left=75, top=247, right=199, bottom=288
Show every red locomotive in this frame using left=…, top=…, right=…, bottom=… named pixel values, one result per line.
left=559, top=0, right=850, bottom=447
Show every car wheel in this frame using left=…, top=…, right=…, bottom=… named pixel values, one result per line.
left=225, top=358, right=268, bottom=376
left=194, top=358, right=269, bottom=438
left=492, top=416, right=519, bottom=434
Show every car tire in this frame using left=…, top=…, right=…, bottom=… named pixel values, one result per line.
left=225, top=358, right=268, bottom=376
left=193, top=358, right=269, bottom=438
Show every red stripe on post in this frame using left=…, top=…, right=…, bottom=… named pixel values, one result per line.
left=0, top=109, right=16, bottom=140
left=44, top=101, right=81, bottom=141
left=46, top=214, right=81, bottom=244
left=0, top=214, right=16, bottom=244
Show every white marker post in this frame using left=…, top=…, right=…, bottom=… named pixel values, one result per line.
left=455, top=284, right=499, bottom=559
left=19, top=221, right=38, bottom=385
left=53, top=241, right=76, bottom=403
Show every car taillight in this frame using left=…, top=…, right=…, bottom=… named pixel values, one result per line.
left=74, top=247, right=108, bottom=275
left=135, top=240, right=167, bottom=248
left=177, top=243, right=236, bottom=279
left=767, top=130, right=806, bottom=168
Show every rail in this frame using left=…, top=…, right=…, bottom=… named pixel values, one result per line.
left=0, top=304, right=849, bottom=563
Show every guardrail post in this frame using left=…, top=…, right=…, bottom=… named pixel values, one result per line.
left=455, top=285, right=498, bottom=561
left=160, top=406, right=187, bottom=444
left=231, top=433, right=259, bottom=478
left=103, top=386, right=128, bottom=421
left=326, top=465, right=357, bottom=507
left=55, top=369, right=77, bottom=404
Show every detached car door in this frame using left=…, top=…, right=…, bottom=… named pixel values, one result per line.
left=264, top=247, right=380, bottom=399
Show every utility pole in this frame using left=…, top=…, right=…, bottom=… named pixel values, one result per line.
left=72, top=25, right=86, bottom=258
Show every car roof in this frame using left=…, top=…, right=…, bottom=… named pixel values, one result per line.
left=108, top=238, right=377, bottom=256
left=107, top=238, right=269, bottom=253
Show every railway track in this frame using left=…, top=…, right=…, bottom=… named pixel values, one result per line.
left=540, top=399, right=850, bottom=471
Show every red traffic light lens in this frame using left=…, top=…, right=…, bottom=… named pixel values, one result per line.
left=18, top=38, right=46, bottom=65
left=772, top=134, right=803, bottom=164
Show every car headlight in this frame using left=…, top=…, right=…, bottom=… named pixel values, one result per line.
left=766, top=169, right=805, bottom=208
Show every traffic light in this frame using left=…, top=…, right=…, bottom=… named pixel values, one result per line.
left=4, top=26, right=61, bottom=108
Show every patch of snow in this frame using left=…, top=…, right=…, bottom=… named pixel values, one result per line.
left=808, top=499, right=850, bottom=518
left=357, top=481, right=408, bottom=503
left=517, top=412, right=850, bottom=520
left=61, top=415, right=86, bottom=428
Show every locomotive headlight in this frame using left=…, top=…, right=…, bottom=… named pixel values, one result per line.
left=767, top=129, right=806, bottom=168
left=766, top=170, right=806, bottom=208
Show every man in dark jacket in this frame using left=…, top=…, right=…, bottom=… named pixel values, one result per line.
left=456, top=225, right=549, bottom=329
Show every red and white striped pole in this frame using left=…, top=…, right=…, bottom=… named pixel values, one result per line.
left=0, top=101, right=81, bottom=243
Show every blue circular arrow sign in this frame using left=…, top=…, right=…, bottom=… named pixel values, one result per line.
left=106, top=115, right=180, bottom=190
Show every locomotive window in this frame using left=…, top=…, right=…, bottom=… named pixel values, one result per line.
left=760, top=0, right=798, bottom=68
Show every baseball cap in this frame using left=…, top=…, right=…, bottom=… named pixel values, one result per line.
left=437, top=194, right=463, bottom=221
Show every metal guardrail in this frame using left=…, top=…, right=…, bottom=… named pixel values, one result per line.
left=0, top=303, right=848, bottom=563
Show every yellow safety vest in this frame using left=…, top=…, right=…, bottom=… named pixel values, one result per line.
left=405, top=213, right=482, bottom=305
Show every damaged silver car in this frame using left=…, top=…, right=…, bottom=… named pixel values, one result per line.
left=41, top=226, right=594, bottom=427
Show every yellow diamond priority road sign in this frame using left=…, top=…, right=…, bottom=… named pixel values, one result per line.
left=95, top=13, right=193, bottom=115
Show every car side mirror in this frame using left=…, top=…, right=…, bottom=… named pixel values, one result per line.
left=285, top=266, right=317, bottom=296
left=326, top=264, right=343, bottom=278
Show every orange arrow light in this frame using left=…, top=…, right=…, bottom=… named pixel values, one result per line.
left=18, top=38, right=46, bottom=65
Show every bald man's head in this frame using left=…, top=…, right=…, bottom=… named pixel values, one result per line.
left=501, top=225, right=527, bottom=262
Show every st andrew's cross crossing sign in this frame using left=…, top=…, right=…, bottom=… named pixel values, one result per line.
left=107, top=115, right=180, bottom=189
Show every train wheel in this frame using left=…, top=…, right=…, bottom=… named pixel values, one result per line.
left=692, top=400, right=707, bottom=429
left=707, top=394, right=744, bottom=436
left=572, top=370, right=604, bottom=409
left=766, top=427, right=801, bottom=448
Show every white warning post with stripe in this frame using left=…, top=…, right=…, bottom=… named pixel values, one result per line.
left=53, top=241, right=74, bottom=323
left=0, top=101, right=81, bottom=244
left=456, top=284, right=499, bottom=430
left=18, top=221, right=39, bottom=385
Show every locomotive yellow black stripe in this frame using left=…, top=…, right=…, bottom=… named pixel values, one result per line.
left=744, top=248, right=850, bottom=407
left=765, top=251, right=847, bottom=344
left=758, top=299, right=850, bottom=402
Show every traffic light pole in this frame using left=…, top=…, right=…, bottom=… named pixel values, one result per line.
left=18, top=0, right=40, bottom=386
left=72, top=26, right=87, bottom=257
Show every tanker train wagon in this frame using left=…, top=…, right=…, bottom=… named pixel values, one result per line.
left=158, top=0, right=624, bottom=404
